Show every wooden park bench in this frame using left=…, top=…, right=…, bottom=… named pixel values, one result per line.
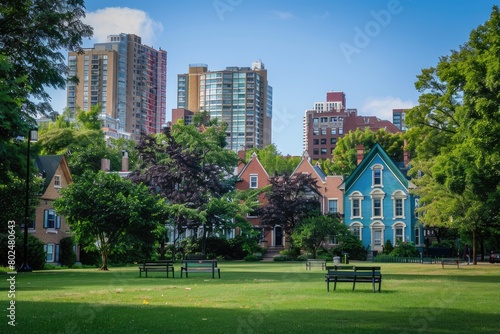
left=325, top=266, right=382, bottom=293
left=138, top=260, right=174, bottom=278
left=180, top=260, right=220, bottom=278
left=440, top=257, right=461, bottom=269
left=306, top=259, right=327, bottom=270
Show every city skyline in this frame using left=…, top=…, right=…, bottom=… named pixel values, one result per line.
left=47, top=0, right=499, bottom=155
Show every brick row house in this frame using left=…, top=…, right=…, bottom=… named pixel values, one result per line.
left=31, top=155, right=78, bottom=264
left=236, top=151, right=345, bottom=251
left=236, top=144, right=422, bottom=258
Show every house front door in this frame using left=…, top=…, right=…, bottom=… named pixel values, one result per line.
left=274, top=226, right=283, bottom=247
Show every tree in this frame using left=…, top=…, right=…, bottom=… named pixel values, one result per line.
left=37, top=105, right=139, bottom=176
left=330, top=128, right=406, bottom=176
left=258, top=172, right=321, bottom=244
left=0, top=0, right=93, bottom=139
left=292, top=213, right=344, bottom=259
left=129, top=122, right=241, bottom=256
left=245, top=144, right=301, bottom=175
left=53, top=171, right=166, bottom=270
left=406, top=6, right=500, bottom=264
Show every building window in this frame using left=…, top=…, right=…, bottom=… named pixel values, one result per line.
left=45, top=244, right=55, bottom=262
left=415, top=227, right=420, bottom=245
left=371, top=164, right=383, bottom=187
left=349, top=222, right=363, bottom=240
left=370, top=189, right=385, bottom=219
left=373, top=198, right=382, bottom=217
left=320, top=138, right=326, bottom=145
left=43, top=209, right=61, bottom=229
left=328, top=199, right=338, bottom=213
left=249, top=175, right=258, bottom=189
left=391, top=190, right=407, bottom=218
left=395, top=199, right=403, bottom=216
left=349, top=191, right=363, bottom=218
left=393, top=222, right=406, bottom=243
left=54, top=175, right=61, bottom=188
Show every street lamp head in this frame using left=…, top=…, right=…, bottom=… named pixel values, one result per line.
left=29, top=128, right=38, bottom=142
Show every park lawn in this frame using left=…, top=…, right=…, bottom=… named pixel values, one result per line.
left=1, top=261, right=499, bottom=333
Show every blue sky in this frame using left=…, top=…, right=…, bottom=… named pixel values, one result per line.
left=48, top=0, right=498, bottom=156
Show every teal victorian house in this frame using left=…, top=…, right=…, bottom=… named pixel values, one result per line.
left=339, top=143, right=422, bottom=255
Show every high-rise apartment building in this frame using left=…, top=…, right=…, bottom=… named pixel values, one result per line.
left=392, top=109, right=407, bottom=132
left=176, top=61, right=272, bottom=151
left=67, top=34, right=167, bottom=141
left=303, top=91, right=401, bottom=160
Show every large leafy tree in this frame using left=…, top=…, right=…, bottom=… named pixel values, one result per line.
left=54, top=171, right=166, bottom=270
left=0, top=0, right=93, bottom=139
left=129, top=121, right=242, bottom=256
left=292, top=213, right=344, bottom=259
left=406, top=6, right=500, bottom=263
left=258, top=172, right=321, bottom=244
left=329, top=128, right=406, bottom=177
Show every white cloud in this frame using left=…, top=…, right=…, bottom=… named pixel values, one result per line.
left=85, top=7, right=163, bottom=46
left=360, top=96, right=415, bottom=121
left=271, top=11, right=295, bottom=20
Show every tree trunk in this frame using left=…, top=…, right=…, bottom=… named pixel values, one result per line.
left=100, top=251, right=109, bottom=271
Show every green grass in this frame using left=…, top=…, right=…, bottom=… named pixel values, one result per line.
left=1, top=261, right=499, bottom=333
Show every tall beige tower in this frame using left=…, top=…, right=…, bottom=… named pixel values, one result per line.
left=67, top=33, right=167, bottom=141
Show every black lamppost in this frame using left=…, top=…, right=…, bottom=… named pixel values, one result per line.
left=18, top=128, right=38, bottom=272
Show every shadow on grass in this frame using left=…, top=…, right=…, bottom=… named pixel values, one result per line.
left=7, top=301, right=498, bottom=334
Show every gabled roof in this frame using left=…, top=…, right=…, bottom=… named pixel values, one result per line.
left=35, top=155, right=72, bottom=194
left=291, top=151, right=327, bottom=183
left=340, top=143, right=414, bottom=192
left=237, top=152, right=269, bottom=179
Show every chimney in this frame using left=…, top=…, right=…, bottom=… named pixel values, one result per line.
left=121, top=150, right=129, bottom=172
left=403, top=140, right=410, bottom=168
left=237, top=148, right=246, bottom=173
left=101, top=158, right=110, bottom=172
left=356, top=144, right=364, bottom=165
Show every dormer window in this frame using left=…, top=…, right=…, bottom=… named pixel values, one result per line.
left=54, top=175, right=61, bottom=188
left=371, top=164, right=384, bottom=187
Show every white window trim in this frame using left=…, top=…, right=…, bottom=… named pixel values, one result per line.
left=371, top=164, right=384, bottom=188
left=349, top=222, right=363, bottom=241
left=249, top=174, right=258, bottom=189
left=348, top=191, right=364, bottom=219
left=393, top=222, right=407, bottom=244
left=328, top=198, right=338, bottom=213
left=370, top=221, right=386, bottom=248
left=54, top=175, right=62, bottom=188
left=370, top=189, right=385, bottom=219
left=391, top=190, right=407, bottom=219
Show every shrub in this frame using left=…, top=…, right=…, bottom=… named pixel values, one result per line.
left=331, top=234, right=367, bottom=261
left=273, top=255, right=293, bottom=261
left=15, top=234, right=46, bottom=270
left=383, top=239, right=394, bottom=255
left=244, top=253, right=263, bottom=261
left=389, top=241, right=420, bottom=257
left=59, top=237, right=77, bottom=267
